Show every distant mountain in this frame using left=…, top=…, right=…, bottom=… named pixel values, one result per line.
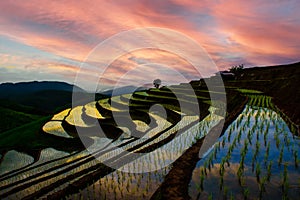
left=0, top=81, right=84, bottom=99
left=99, top=85, right=148, bottom=96
left=0, top=81, right=86, bottom=114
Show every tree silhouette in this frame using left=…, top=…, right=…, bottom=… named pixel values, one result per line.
left=153, top=79, right=161, bottom=89
left=229, top=64, right=244, bottom=74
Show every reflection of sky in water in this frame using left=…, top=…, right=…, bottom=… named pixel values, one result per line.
left=189, top=105, right=300, bottom=199
left=0, top=150, right=34, bottom=175
left=65, top=106, right=222, bottom=199
left=1, top=96, right=299, bottom=199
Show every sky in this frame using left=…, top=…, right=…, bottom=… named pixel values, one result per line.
left=0, top=0, right=299, bottom=90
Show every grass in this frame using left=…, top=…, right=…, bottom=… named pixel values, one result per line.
left=236, top=88, right=263, bottom=94
left=121, top=94, right=156, bottom=103
left=98, top=99, right=120, bottom=112
left=0, top=114, right=84, bottom=152
left=0, top=115, right=51, bottom=150
left=0, top=106, right=42, bottom=133
left=148, top=88, right=209, bottom=99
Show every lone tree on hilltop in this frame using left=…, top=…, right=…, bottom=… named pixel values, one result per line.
left=153, top=79, right=161, bottom=89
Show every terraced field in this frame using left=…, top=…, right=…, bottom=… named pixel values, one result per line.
left=0, top=82, right=299, bottom=199
left=0, top=83, right=216, bottom=199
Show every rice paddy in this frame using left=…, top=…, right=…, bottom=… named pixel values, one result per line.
left=0, top=85, right=298, bottom=199
left=189, top=96, right=300, bottom=199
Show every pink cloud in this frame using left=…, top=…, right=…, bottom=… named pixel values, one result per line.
left=0, top=0, right=299, bottom=87
left=208, top=0, right=300, bottom=66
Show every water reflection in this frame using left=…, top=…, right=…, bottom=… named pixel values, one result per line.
left=189, top=104, right=300, bottom=199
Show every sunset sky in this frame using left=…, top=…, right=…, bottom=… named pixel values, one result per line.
left=0, top=0, right=299, bottom=90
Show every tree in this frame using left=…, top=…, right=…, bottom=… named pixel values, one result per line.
left=153, top=79, right=161, bottom=89
left=229, top=64, right=244, bottom=74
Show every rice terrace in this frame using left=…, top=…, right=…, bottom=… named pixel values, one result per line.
left=1, top=1, right=300, bottom=199
left=0, top=62, right=299, bottom=199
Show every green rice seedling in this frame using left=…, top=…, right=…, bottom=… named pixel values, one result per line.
left=86, top=183, right=91, bottom=200
left=263, top=95, right=266, bottom=107
left=200, top=167, right=205, bottom=176
left=223, top=186, right=229, bottom=199
left=240, top=155, right=245, bottom=170
left=220, top=158, right=226, bottom=176
left=294, top=150, right=299, bottom=168
left=240, top=146, right=247, bottom=156
left=237, top=130, right=242, bottom=144
left=263, top=129, right=268, bottom=147
left=247, top=129, right=253, bottom=145
left=126, top=178, right=130, bottom=192
left=80, top=191, right=84, bottom=200
left=98, top=180, right=102, bottom=198
left=248, top=96, right=254, bottom=105
left=213, top=147, right=218, bottom=159
left=275, top=122, right=280, bottom=134
left=217, top=141, right=221, bottom=151
left=207, top=161, right=211, bottom=171
left=228, top=145, right=234, bottom=157
left=266, top=161, right=272, bottom=182
left=283, top=131, right=289, bottom=146
left=230, top=124, right=234, bottom=133
left=244, top=139, right=249, bottom=153
left=225, top=154, right=231, bottom=167
left=252, top=95, right=257, bottom=106
left=93, top=182, right=96, bottom=200
left=222, top=136, right=226, bottom=148
left=230, top=192, right=234, bottom=200
left=255, top=111, right=260, bottom=123
left=251, top=156, right=256, bottom=172
left=237, top=165, right=244, bottom=186
left=203, top=162, right=208, bottom=176
left=241, top=123, right=246, bottom=132
left=233, top=135, right=238, bottom=148
left=246, top=112, right=251, bottom=124
left=256, top=163, right=261, bottom=182
left=199, top=173, right=205, bottom=191
left=259, top=177, right=267, bottom=199
left=113, top=184, right=117, bottom=199
left=283, top=163, right=288, bottom=184
left=208, top=193, right=213, bottom=200
left=287, top=137, right=291, bottom=151
left=208, top=153, right=214, bottom=170
left=282, top=163, right=289, bottom=199
left=220, top=176, right=224, bottom=190
left=243, top=187, right=249, bottom=200
left=228, top=128, right=232, bottom=142
left=278, top=146, right=284, bottom=166
left=266, top=120, right=270, bottom=130
left=253, top=141, right=260, bottom=162
left=275, top=133, right=280, bottom=149
left=256, top=129, right=260, bottom=141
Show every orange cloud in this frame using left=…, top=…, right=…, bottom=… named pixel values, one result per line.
left=0, top=0, right=299, bottom=87
left=209, top=0, right=300, bottom=65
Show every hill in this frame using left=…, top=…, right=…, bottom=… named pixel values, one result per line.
left=0, top=81, right=85, bottom=114
left=0, top=81, right=83, bottom=98
left=227, top=61, right=300, bottom=124
left=99, top=85, right=148, bottom=96
left=0, top=81, right=87, bottom=133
